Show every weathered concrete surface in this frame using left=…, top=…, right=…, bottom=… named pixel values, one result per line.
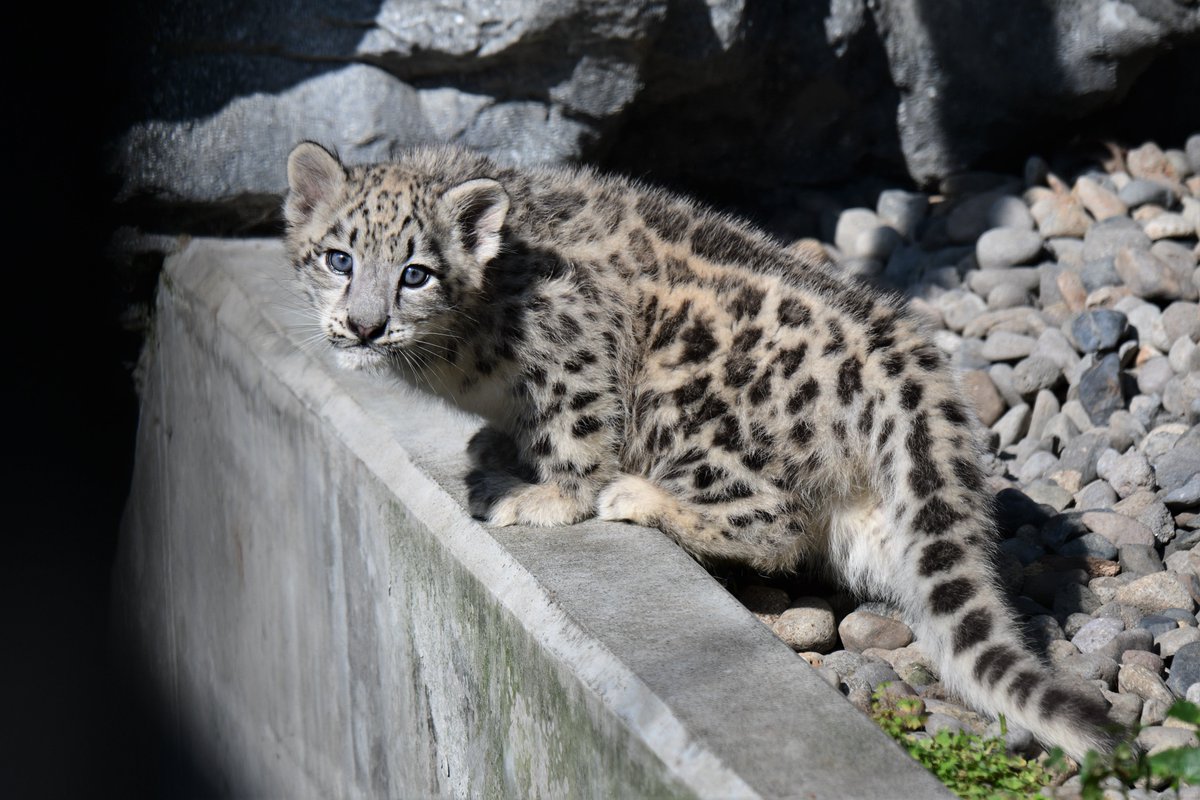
left=113, top=238, right=953, bottom=798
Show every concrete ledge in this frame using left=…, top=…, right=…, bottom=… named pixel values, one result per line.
left=114, top=239, right=952, bottom=798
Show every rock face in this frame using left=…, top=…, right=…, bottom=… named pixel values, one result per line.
left=111, top=0, right=1200, bottom=226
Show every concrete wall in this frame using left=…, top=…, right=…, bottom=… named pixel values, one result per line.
left=113, top=238, right=952, bottom=799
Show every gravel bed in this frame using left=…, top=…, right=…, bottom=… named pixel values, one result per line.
left=733, top=136, right=1200, bottom=797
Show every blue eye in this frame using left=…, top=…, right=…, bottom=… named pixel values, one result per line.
left=326, top=250, right=353, bottom=275
left=402, top=265, right=431, bottom=288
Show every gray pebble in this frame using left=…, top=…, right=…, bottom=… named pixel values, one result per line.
left=1054, top=582, right=1103, bottom=617
left=1118, top=544, right=1164, bottom=576
left=1096, top=447, right=1154, bottom=498
left=1071, top=309, right=1128, bottom=353
left=1155, top=625, right=1200, bottom=658
left=1041, top=412, right=1080, bottom=448
left=834, top=208, right=880, bottom=256
left=1012, top=355, right=1063, bottom=395
left=935, top=289, right=987, bottom=332
left=1104, top=689, right=1144, bottom=729
left=1144, top=212, right=1195, bottom=241
left=1018, top=450, right=1059, bottom=484
left=1072, top=616, right=1124, bottom=653
left=1093, top=599, right=1144, bottom=629
left=1115, top=247, right=1183, bottom=300
left=1113, top=491, right=1175, bottom=542
left=1062, top=613, right=1095, bottom=639
left=1188, top=134, right=1200, bottom=174
left=1119, top=297, right=1165, bottom=349
left=1097, top=627, right=1156, bottom=661
left=1118, top=179, right=1174, bottom=209
left=1058, top=532, right=1118, bottom=560
left=1165, top=640, right=1200, bottom=697
left=1022, top=480, right=1072, bottom=511
left=773, top=597, right=838, bottom=652
left=1059, top=652, right=1119, bottom=688
left=946, top=190, right=1010, bottom=242
left=1120, top=661, right=1178, bottom=705
left=854, top=226, right=903, bottom=261
left=1160, top=373, right=1199, bottom=423
left=968, top=266, right=1040, bottom=296
left=1080, top=257, right=1122, bottom=292
left=1164, top=474, right=1200, bottom=509
left=1105, top=410, right=1147, bottom=453
left=1129, top=394, right=1161, bottom=429
left=1150, top=426, right=1200, bottom=492
left=1078, top=352, right=1129, bottom=426
left=1045, top=237, right=1085, bottom=267
left=1082, top=216, right=1152, bottom=261
left=1136, top=726, right=1199, bottom=754
left=1168, top=336, right=1199, bottom=374
left=1073, top=480, right=1117, bottom=511
left=992, top=403, right=1030, bottom=449
left=1161, top=301, right=1200, bottom=344
left=986, top=283, right=1031, bottom=310
left=1032, top=328, right=1082, bottom=373
left=1074, top=175, right=1127, bottom=221
left=1150, top=240, right=1200, bottom=302
left=976, top=228, right=1043, bottom=269
left=1114, top=572, right=1195, bottom=615
left=1138, top=357, right=1176, bottom=398
left=981, top=330, right=1037, bottom=361
left=1138, top=613, right=1181, bottom=638
left=925, top=713, right=965, bottom=736
left=837, top=610, right=914, bottom=653
left=988, top=195, right=1036, bottom=231
left=1082, top=509, right=1155, bottom=547
left=1060, top=431, right=1111, bottom=484
left=876, top=190, right=928, bottom=240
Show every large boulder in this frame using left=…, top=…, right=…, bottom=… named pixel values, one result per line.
left=109, top=0, right=1200, bottom=228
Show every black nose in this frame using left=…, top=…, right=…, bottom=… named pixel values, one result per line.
left=348, top=318, right=385, bottom=342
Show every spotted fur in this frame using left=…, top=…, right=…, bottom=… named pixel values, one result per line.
left=283, top=141, right=1118, bottom=761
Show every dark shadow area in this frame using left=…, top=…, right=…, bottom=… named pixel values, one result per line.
left=104, top=0, right=382, bottom=134
left=1, top=3, right=231, bottom=798
left=598, top=0, right=907, bottom=224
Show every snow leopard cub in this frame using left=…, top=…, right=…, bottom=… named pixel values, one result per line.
left=282, top=141, right=1117, bottom=760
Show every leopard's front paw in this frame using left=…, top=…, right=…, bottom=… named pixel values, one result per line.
left=487, top=483, right=592, bottom=527
left=596, top=475, right=673, bottom=525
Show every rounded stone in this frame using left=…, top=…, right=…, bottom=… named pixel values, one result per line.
left=1073, top=480, right=1117, bottom=511
left=772, top=596, right=838, bottom=652
left=1057, top=532, right=1118, bottom=560
left=1118, top=179, right=1174, bottom=209
left=852, top=225, right=903, bottom=261
left=1115, top=247, right=1182, bottom=300
left=1081, top=510, right=1154, bottom=547
left=1121, top=648, right=1165, bottom=675
left=1136, top=726, right=1199, bottom=756
left=1144, top=212, right=1195, bottom=240
left=834, top=208, right=881, bottom=256
left=1155, top=625, right=1200, bottom=658
left=991, top=403, right=1030, bottom=449
left=1074, top=175, right=1127, bottom=221
left=1113, top=572, right=1195, bottom=615
left=876, top=190, right=928, bottom=240
left=1095, top=448, right=1153, bottom=499
left=1166, top=641, right=1200, bottom=697
left=1082, top=216, right=1152, bottom=262
left=1168, top=336, right=1199, bottom=375
left=1030, top=193, right=1091, bottom=238
left=981, top=331, right=1037, bottom=362
left=961, top=369, right=1005, bottom=426
left=1058, top=652, right=1119, bottom=688
left=986, top=283, right=1031, bottom=310
left=1071, top=309, right=1128, bottom=353
left=935, top=289, right=987, bottom=333
left=1071, top=616, right=1124, bottom=653
left=986, top=195, right=1035, bottom=231
left=1161, top=301, right=1200, bottom=343
left=1137, top=357, right=1175, bottom=398
left=976, top=228, right=1044, bottom=269
left=1012, top=355, right=1063, bottom=395
left=837, top=610, right=914, bottom=653
left=1162, top=373, right=1200, bottom=421
left=1077, top=352, right=1128, bottom=426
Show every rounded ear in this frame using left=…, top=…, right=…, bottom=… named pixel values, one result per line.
left=438, top=178, right=510, bottom=266
left=285, top=142, right=346, bottom=226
